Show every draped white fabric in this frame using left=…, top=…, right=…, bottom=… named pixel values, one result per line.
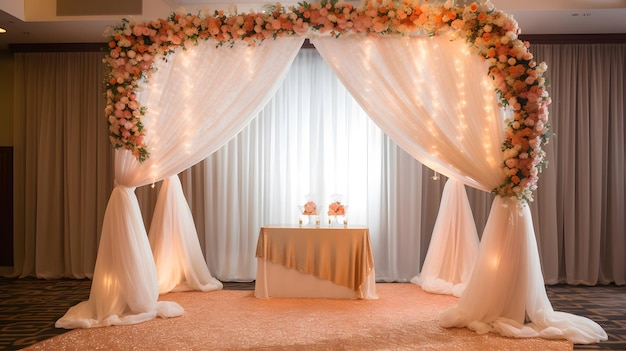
left=148, top=175, right=223, bottom=294
left=311, top=35, right=500, bottom=295
left=55, top=185, right=183, bottom=328
left=311, top=35, right=506, bottom=190
left=116, top=37, right=305, bottom=187
left=410, top=179, right=479, bottom=297
left=440, top=197, right=607, bottom=344
left=311, top=35, right=607, bottom=343
left=56, top=37, right=305, bottom=328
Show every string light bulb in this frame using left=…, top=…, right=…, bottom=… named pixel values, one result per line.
left=431, top=171, right=439, bottom=181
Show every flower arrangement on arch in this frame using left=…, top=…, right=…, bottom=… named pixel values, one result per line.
left=103, top=0, right=550, bottom=202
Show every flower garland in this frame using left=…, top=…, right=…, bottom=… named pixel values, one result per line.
left=103, top=0, right=550, bottom=202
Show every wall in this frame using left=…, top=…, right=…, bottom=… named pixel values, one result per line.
left=0, top=50, right=13, bottom=146
left=0, top=50, right=13, bottom=266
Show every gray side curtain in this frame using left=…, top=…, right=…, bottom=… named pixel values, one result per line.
left=13, top=51, right=112, bottom=278
left=530, top=43, right=626, bottom=285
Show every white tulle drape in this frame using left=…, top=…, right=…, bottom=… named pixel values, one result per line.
left=312, top=35, right=505, bottom=189
left=56, top=37, right=304, bottom=328
left=116, top=37, right=304, bottom=187
left=149, top=175, right=223, bottom=294
left=311, top=35, right=607, bottom=343
left=410, top=179, right=479, bottom=297
left=440, top=197, right=606, bottom=344
left=55, top=185, right=184, bottom=328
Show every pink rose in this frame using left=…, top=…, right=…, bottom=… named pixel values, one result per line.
left=115, top=101, right=126, bottom=110
left=505, top=158, right=518, bottom=168
left=132, top=24, right=145, bottom=36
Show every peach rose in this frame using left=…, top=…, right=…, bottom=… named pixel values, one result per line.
left=303, top=201, right=317, bottom=215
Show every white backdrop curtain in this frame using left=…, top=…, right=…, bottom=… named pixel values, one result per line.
left=55, top=37, right=305, bottom=328
left=178, top=48, right=441, bottom=282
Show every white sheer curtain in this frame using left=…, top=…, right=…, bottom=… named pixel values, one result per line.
left=182, top=48, right=433, bottom=282
left=311, top=35, right=607, bottom=343
left=55, top=37, right=305, bottom=328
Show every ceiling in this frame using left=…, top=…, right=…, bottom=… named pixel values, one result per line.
left=1, top=0, right=626, bottom=50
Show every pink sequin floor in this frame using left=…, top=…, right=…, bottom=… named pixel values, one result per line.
left=26, top=283, right=572, bottom=350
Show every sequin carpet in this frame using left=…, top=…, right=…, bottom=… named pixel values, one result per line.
left=20, top=283, right=572, bottom=351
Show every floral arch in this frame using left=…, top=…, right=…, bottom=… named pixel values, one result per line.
left=105, top=0, right=549, bottom=201
left=56, top=0, right=607, bottom=345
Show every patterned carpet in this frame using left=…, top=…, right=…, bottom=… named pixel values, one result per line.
left=0, top=277, right=622, bottom=350
left=544, top=284, right=626, bottom=351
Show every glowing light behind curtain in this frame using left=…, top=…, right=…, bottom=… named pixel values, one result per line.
left=200, top=49, right=397, bottom=280
left=56, top=37, right=305, bottom=329
left=312, top=35, right=607, bottom=343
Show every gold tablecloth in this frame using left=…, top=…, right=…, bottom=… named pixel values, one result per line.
left=255, top=226, right=375, bottom=295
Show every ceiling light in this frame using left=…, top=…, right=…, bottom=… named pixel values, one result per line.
left=0, top=28, right=6, bottom=34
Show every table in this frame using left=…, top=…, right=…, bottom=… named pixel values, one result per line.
left=254, top=226, right=378, bottom=299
